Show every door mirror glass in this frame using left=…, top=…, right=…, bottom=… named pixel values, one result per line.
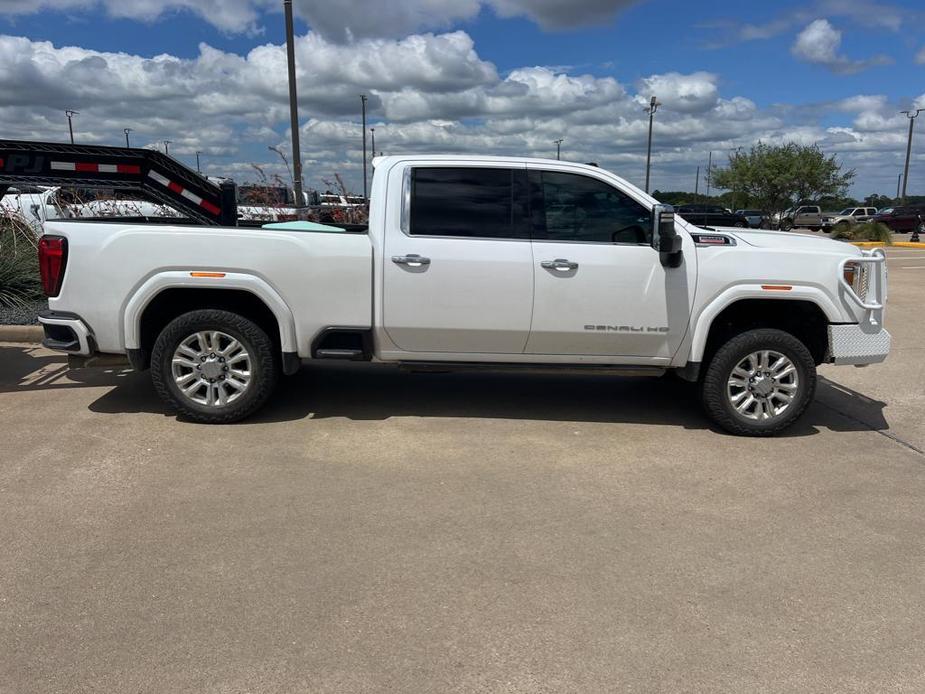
left=652, top=204, right=683, bottom=267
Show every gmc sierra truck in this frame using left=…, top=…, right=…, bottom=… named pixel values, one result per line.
left=36, top=155, right=890, bottom=436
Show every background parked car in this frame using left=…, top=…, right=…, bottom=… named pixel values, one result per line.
left=676, top=204, right=750, bottom=228
left=779, top=205, right=823, bottom=231
left=734, top=209, right=769, bottom=228
left=822, top=207, right=878, bottom=230
left=873, top=206, right=925, bottom=232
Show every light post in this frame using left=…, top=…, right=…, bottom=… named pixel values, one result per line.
left=65, top=110, right=78, bottom=144
left=123, top=128, right=132, bottom=148
left=196, top=151, right=202, bottom=173
left=897, top=173, right=902, bottom=200
left=361, top=95, right=368, bottom=199
left=554, top=138, right=563, bottom=160
left=163, top=140, right=171, bottom=156
left=370, top=127, right=376, bottom=165
left=283, top=0, right=305, bottom=208
left=900, top=108, right=922, bottom=204
left=705, top=150, right=713, bottom=198
left=695, top=165, right=700, bottom=196
left=644, top=96, right=660, bottom=194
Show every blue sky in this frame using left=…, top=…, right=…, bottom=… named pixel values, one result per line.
left=1, top=0, right=923, bottom=196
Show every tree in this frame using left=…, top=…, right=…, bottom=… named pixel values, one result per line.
left=711, top=143, right=855, bottom=226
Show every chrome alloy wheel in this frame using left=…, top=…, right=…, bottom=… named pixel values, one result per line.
left=726, top=350, right=799, bottom=421
left=171, top=331, right=252, bottom=407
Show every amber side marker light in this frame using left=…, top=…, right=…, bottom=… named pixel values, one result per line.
left=761, top=285, right=792, bottom=291
left=190, top=272, right=226, bottom=278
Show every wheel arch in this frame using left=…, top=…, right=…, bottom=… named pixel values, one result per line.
left=124, top=272, right=297, bottom=369
left=691, top=291, right=836, bottom=366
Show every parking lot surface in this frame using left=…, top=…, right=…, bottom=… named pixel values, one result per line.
left=1, top=248, right=924, bottom=693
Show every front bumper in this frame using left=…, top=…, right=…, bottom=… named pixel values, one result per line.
left=828, top=324, right=891, bottom=365
left=37, top=310, right=94, bottom=356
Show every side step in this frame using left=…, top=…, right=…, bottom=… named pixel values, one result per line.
left=314, top=348, right=366, bottom=361
left=398, top=361, right=667, bottom=377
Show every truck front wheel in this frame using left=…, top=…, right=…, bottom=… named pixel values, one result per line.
left=151, top=309, right=279, bottom=424
left=700, top=328, right=816, bottom=436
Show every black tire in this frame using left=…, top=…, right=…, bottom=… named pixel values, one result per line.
left=780, top=220, right=793, bottom=231
left=151, top=309, right=279, bottom=424
left=734, top=222, right=746, bottom=228
left=700, top=328, right=816, bottom=436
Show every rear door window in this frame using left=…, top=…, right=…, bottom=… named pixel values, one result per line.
left=409, top=167, right=529, bottom=239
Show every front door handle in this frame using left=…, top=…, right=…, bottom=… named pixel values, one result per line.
left=541, top=258, right=578, bottom=271
left=392, top=254, right=431, bottom=267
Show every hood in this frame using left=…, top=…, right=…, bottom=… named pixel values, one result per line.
left=709, top=227, right=862, bottom=255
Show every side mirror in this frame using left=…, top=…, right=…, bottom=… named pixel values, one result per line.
left=652, top=204, right=683, bottom=268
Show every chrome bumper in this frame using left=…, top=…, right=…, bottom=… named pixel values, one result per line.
left=828, top=324, right=891, bottom=365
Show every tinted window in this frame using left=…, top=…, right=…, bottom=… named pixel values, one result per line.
left=534, top=171, right=651, bottom=244
left=409, top=167, right=528, bottom=239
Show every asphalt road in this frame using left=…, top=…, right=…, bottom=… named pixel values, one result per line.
left=1, top=249, right=924, bottom=693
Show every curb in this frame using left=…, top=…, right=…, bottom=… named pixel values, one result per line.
left=850, top=241, right=924, bottom=248
left=0, top=325, right=43, bottom=343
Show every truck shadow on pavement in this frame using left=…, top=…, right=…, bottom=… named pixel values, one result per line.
left=0, top=346, right=889, bottom=436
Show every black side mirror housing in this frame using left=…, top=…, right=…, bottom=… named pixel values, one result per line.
left=652, top=204, right=683, bottom=268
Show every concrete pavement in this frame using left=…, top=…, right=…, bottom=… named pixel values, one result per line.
left=1, top=249, right=924, bottom=693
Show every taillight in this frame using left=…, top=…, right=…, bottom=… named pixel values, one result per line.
left=38, top=236, right=68, bottom=297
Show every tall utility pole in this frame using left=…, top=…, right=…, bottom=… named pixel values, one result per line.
left=163, top=140, right=171, bottom=156
left=361, top=95, right=368, bottom=199
left=123, top=128, right=132, bottom=147
left=554, top=138, right=563, bottom=160
left=705, top=150, right=713, bottom=198
left=644, top=96, right=660, bottom=194
left=65, top=110, right=78, bottom=144
left=370, top=128, right=376, bottom=163
left=695, top=165, right=700, bottom=196
left=900, top=108, right=922, bottom=204
left=283, top=0, right=305, bottom=208
left=897, top=173, right=902, bottom=200
left=196, top=151, right=202, bottom=173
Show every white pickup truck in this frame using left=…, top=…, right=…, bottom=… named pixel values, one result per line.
left=36, top=156, right=890, bottom=436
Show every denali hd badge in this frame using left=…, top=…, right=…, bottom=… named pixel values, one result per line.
left=584, top=325, right=669, bottom=333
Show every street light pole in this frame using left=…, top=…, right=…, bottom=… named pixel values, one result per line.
left=695, top=165, right=700, bottom=196
left=361, top=95, right=368, bottom=199
left=370, top=128, right=376, bottom=164
left=123, top=128, right=132, bottom=148
left=554, top=138, right=563, bottom=160
left=897, top=173, right=902, bottom=200
left=65, top=110, right=78, bottom=144
left=900, top=109, right=922, bottom=204
left=706, top=151, right=713, bottom=198
left=283, top=0, right=305, bottom=208
left=196, top=151, right=202, bottom=173
left=163, top=140, right=171, bottom=156
left=644, top=96, right=660, bottom=194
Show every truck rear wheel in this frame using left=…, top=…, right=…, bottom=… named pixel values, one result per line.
left=700, top=328, right=816, bottom=436
left=151, top=309, right=279, bottom=424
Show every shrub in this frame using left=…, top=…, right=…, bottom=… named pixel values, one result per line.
left=0, top=216, right=43, bottom=309
left=832, top=221, right=892, bottom=244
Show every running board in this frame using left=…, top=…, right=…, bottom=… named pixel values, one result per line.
left=398, top=362, right=666, bottom=377
left=315, top=348, right=367, bottom=361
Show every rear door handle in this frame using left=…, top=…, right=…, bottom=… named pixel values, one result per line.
left=541, top=258, right=578, bottom=271
left=392, top=254, right=431, bottom=267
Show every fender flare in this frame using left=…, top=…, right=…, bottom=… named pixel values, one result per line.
left=122, top=271, right=298, bottom=353
left=688, top=285, right=841, bottom=363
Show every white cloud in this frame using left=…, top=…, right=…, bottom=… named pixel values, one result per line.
left=791, top=19, right=891, bottom=74
left=0, top=30, right=917, bottom=196
left=916, top=45, right=925, bottom=64
left=0, top=0, right=641, bottom=38
left=636, top=72, right=719, bottom=114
